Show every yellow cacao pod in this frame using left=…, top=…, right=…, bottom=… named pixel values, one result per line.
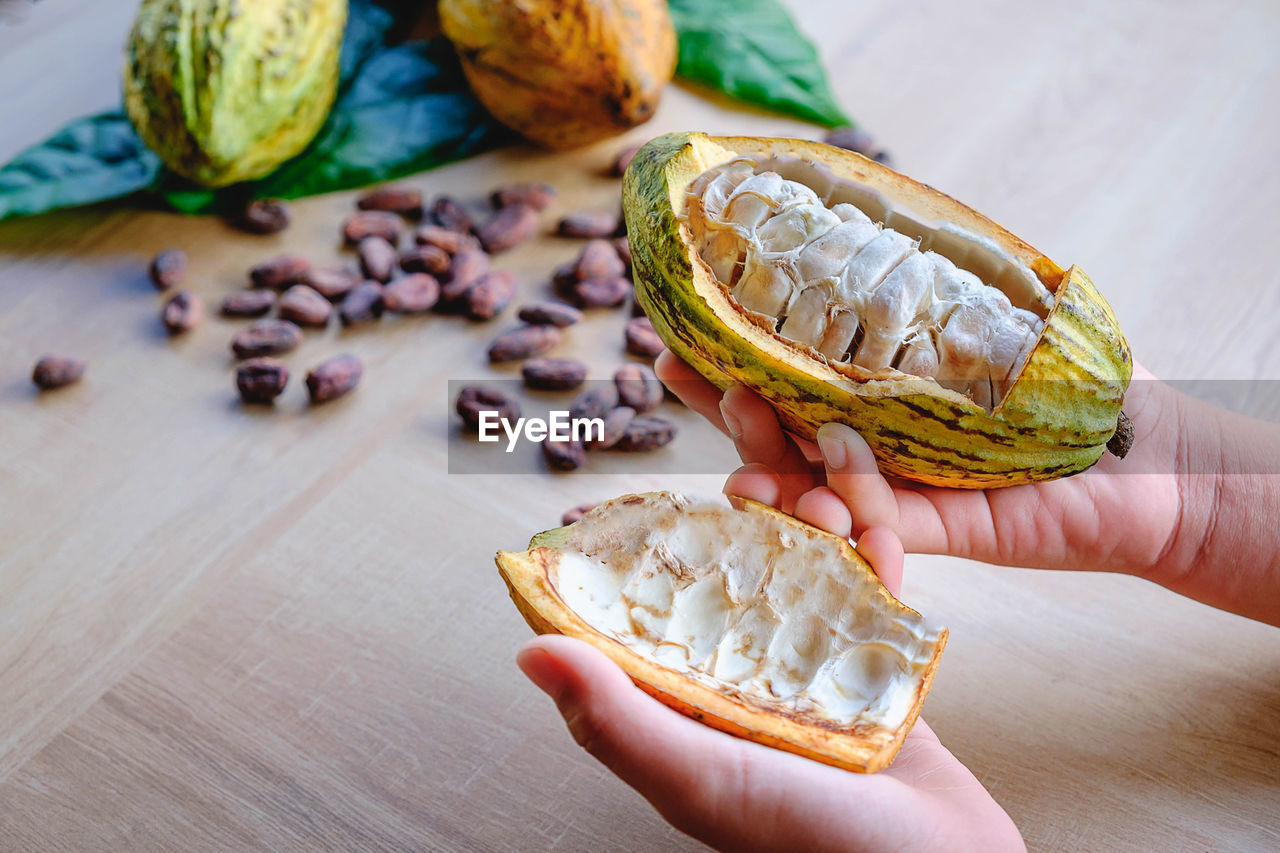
left=124, top=0, right=347, bottom=187
left=439, top=0, right=677, bottom=150
left=623, top=132, right=1134, bottom=488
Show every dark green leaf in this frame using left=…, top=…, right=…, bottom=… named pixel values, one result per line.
left=0, top=112, right=160, bottom=221
left=669, top=0, right=850, bottom=128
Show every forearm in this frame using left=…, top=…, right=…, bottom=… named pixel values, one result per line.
left=1153, top=391, right=1280, bottom=625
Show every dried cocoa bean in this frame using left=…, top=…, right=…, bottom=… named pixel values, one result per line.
left=221, top=289, right=277, bottom=317
left=491, top=182, right=557, bottom=211
left=437, top=248, right=491, bottom=309
left=543, top=438, right=586, bottom=471
left=488, top=324, right=563, bottom=363
left=235, top=358, right=289, bottom=404
left=467, top=271, right=516, bottom=321
left=339, top=281, right=385, bottom=326
left=234, top=198, right=290, bottom=234
left=610, top=144, right=642, bottom=177
left=343, top=210, right=402, bottom=244
left=612, top=236, right=631, bottom=270
left=518, top=301, right=582, bottom=328
left=148, top=249, right=186, bottom=291
left=357, top=236, right=398, bottom=282
left=358, top=185, right=422, bottom=218
left=31, top=355, right=85, bottom=390
left=429, top=196, right=475, bottom=233
left=399, top=244, right=451, bottom=276
left=477, top=203, right=538, bottom=253
left=251, top=254, right=310, bottom=289
left=614, top=363, right=663, bottom=413
left=570, top=276, right=631, bottom=309
left=615, top=416, right=675, bottom=451
left=569, top=386, right=618, bottom=421
left=561, top=502, right=599, bottom=525
left=557, top=211, right=619, bottom=239
left=589, top=406, right=636, bottom=449
left=231, top=319, right=303, bottom=359
left=822, top=127, right=892, bottom=166
left=278, top=284, right=332, bottom=327
left=625, top=316, right=664, bottom=358
left=414, top=224, right=480, bottom=255
left=522, top=357, right=588, bottom=391
left=161, top=290, right=203, bottom=334
left=456, top=385, right=520, bottom=432
left=382, top=273, right=440, bottom=314
left=304, top=266, right=360, bottom=300
left=573, top=239, right=626, bottom=281
left=306, top=354, right=362, bottom=404
left=551, top=263, right=579, bottom=300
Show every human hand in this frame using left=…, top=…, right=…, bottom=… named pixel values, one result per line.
left=518, top=527, right=1025, bottom=853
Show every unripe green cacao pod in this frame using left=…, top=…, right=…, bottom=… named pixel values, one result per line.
left=124, top=0, right=348, bottom=187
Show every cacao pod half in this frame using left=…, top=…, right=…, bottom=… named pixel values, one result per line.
left=496, top=492, right=946, bottom=772
left=439, top=0, right=676, bottom=150
left=623, top=132, right=1133, bottom=488
left=124, top=0, right=347, bottom=187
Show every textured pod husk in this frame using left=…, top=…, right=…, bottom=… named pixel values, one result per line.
left=124, top=0, right=347, bottom=187
left=623, top=133, right=1133, bottom=488
left=496, top=492, right=946, bottom=773
left=439, top=0, right=676, bottom=149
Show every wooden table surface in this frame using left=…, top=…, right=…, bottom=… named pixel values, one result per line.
left=2, top=1, right=1279, bottom=850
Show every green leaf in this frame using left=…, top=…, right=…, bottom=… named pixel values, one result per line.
left=0, top=112, right=160, bottom=221
left=669, top=0, right=851, bottom=128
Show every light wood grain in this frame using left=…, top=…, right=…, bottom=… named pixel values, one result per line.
left=2, top=1, right=1278, bottom=851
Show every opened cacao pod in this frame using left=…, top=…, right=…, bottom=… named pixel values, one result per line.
left=623, top=132, right=1133, bottom=488
left=497, top=492, right=946, bottom=773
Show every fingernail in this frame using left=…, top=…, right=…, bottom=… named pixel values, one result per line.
left=720, top=399, right=743, bottom=440
left=818, top=427, right=848, bottom=470
left=517, top=647, right=566, bottom=699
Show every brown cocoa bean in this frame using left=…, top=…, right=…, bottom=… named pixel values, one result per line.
left=339, top=281, right=385, bottom=326
left=382, top=273, right=440, bottom=314
left=306, top=354, right=362, bottom=404
left=561, top=502, right=599, bottom=525
left=436, top=248, right=491, bottom=309
left=148, top=249, right=186, bottom=291
left=522, top=357, right=588, bottom=391
left=466, top=270, right=516, bottom=321
left=234, top=198, right=290, bottom=234
left=278, top=284, right=332, bottom=327
left=491, top=182, right=557, bottom=212
left=488, top=324, right=563, bottom=363
left=518, top=301, right=582, bottom=328
left=614, top=363, right=663, bottom=413
left=251, top=254, right=310, bottom=289
left=573, top=239, right=626, bottom=280
left=429, top=196, right=475, bottom=233
left=823, top=127, right=892, bottom=166
left=357, top=235, right=398, bottom=282
left=456, top=385, right=520, bottom=432
left=610, top=144, right=642, bottom=177
left=615, top=416, right=676, bottom=451
left=304, top=266, right=360, bottom=300
left=357, top=185, right=422, bottom=218
left=569, top=386, right=618, bottom=421
left=343, top=210, right=402, bottom=244
left=570, top=276, right=630, bottom=309
left=414, top=224, right=480, bottom=255
left=551, top=262, right=579, bottom=300
left=557, top=211, right=619, bottom=239
left=31, top=355, right=85, bottom=390
left=235, top=358, right=289, bottom=404
left=625, top=316, right=664, bottom=358
left=221, top=289, right=277, bottom=317
left=590, top=406, right=636, bottom=449
left=161, top=290, right=203, bottom=334
left=477, top=203, right=538, bottom=253
left=399, top=244, right=451, bottom=275
left=612, top=236, right=631, bottom=270
left=543, top=438, right=587, bottom=471
left=231, top=319, right=303, bottom=359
